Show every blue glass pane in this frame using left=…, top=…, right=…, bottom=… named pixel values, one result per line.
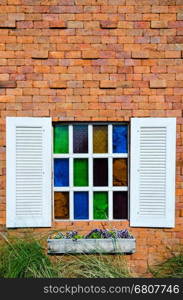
left=113, top=125, right=128, bottom=153
left=74, top=192, right=89, bottom=220
left=54, top=159, right=69, bottom=187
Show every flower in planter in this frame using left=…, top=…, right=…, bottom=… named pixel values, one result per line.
left=50, top=228, right=134, bottom=240
left=116, top=229, right=133, bottom=239
left=85, top=229, right=103, bottom=239
left=66, top=231, right=78, bottom=239
left=52, top=232, right=65, bottom=239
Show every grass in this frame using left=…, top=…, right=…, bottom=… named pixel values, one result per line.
left=1, top=234, right=182, bottom=278
left=150, top=252, right=183, bottom=278
left=56, top=254, right=132, bottom=278
left=0, top=234, right=131, bottom=278
left=0, top=235, right=58, bottom=278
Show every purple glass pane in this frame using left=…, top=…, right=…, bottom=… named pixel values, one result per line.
left=113, top=192, right=128, bottom=219
left=73, top=125, right=88, bottom=153
left=93, top=158, right=108, bottom=186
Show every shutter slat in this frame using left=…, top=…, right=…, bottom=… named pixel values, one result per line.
left=6, top=117, right=51, bottom=228
left=130, top=118, right=176, bottom=228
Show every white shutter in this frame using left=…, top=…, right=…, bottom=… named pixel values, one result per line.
left=6, top=117, right=52, bottom=228
left=130, top=118, right=176, bottom=228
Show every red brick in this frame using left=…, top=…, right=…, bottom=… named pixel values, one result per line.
left=168, top=36, right=183, bottom=43
left=31, top=50, right=48, bottom=59
left=168, top=66, right=183, bottom=73
left=17, top=21, right=33, bottom=28
left=143, top=14, right=159, bottom=21
left=67, top=21, right=83, bottom=28
left=118, top=36, right=134, bottom=43
left=65, top=51, right=81, bottom=59
left=49, top=21, right=67, bottom=29
left=82, top=50, right=99, bottom=59
left=0, top=20, right=16, bottom=28
left=134, top=21, right=150, bottom=29
left=132, top=51, right=149, bottom=59
left=134, top=66, right=150, bottom=73
left=151, top=66, right=167, bottom=73
left=100, top=21, right=118, bottom=29
left=117, top=81, right=133, bottom=88
left=150, top=80, right=167, bottom=89
left=33, top=21, right=49, bottom=29
left=118, top=21, right=133, bottom=28
left=85, top=21, right=100, bottom=29
left=49, top=52, right=64, bottom=59
left=0, top=74, right=9, bottom=81
left=165, top=51, right=181, bottom=58
left=160, top=13, right=176, bottom=21
left=176, top=73, right=183, bottom=80
left=151, top=21, right=168, bottom=28
left=0, top=81, right=16, bottom=88
left=126, top=13, right=142, bottom=21
left=118, top=66, right=133, bottom=74
left=100, top=80, right=117, bottom=89
left=168, top=21, right=183, bottom=28
left=152, top=6, right=168, bottom=13
left=177, top=13, right=183, bottom=21
left=49, top=81, right=67, bottom=89
left=0, top=95, right=15, bottom=102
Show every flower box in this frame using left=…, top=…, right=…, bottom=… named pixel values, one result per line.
left=47, top=238, right=136, bottom=254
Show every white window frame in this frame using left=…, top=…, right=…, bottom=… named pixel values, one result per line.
left=52, top=123, right=129, bottom=221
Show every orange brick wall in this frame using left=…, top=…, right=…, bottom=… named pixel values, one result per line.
left=0, top=0, right=183, bottom=275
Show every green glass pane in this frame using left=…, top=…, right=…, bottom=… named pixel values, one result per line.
left=54, top=125, right=69, bottom=153
left=93, top=192, right=108, bottom=220
left=74, top=159, right=88, bottom=186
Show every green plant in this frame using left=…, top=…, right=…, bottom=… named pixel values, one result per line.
left=0, top=235, right=58, bottom=278
left=73, top=235, right=83, bottom=239
left=150, top=253, right=183, bottom=278
left=87, top=231, right=102, bottom=239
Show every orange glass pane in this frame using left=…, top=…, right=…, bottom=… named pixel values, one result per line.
left=93, top=125, right=108, bottom=153
left=113, top=158, right=128, bottom=186
left=54, top=192, right=69, bottom=219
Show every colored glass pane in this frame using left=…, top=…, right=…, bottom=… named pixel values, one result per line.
left=93, top=192, right=108, bottom=219
left=93, top=125, right=108, bottom=153
left=74, top=192, right=89, bottom=219
left=93, top=158, right=108, bottom=186
left=74, top=159, right=88, bottom=186
left=54, top=159, right=69, bottom=187
left=54, top=192, right=69, bottom=219
left=113, top=158, right=128, bottom=186
left=54, top=125, right=69, bottom=153
left=113, top=192, right=128, bottom=219
left=73, top=125, right=88, bottom=153
left=113, top=125, right=128, bottom=153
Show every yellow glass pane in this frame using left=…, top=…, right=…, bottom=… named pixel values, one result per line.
left=93, top=125, right=108, bottom=153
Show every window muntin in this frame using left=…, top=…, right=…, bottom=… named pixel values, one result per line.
left=53, top=123, right=128, bottom=221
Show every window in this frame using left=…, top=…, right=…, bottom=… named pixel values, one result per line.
left=6, top=117, right=176, bottom=228
left=53, top=123, right=129, bottom=221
